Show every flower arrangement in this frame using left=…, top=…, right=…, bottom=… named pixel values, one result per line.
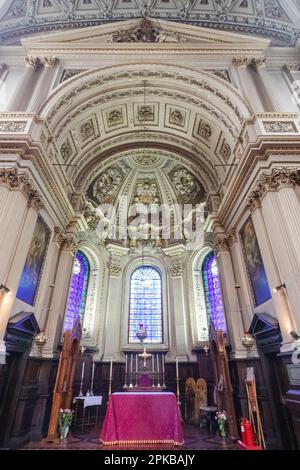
left=59, top=409, right=73, bottom=439
left=216, top=410, right=227, bottom=438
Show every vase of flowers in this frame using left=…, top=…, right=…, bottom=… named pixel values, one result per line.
left=59, top=409, right=73, bottom=440
left=216, top=410, right=227, bottom=438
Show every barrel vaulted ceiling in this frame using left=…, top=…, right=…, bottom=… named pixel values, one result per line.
left=0, top=0, right=300, bottom=45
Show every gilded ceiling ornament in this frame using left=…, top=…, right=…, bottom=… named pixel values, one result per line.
left=169, top=109, right=185, bottom=127
left=133, top=180, right=161, bottom=206
left=220, top=141, right=232, bottom=161
left=169, top=166, right=206, bottom=203
left=80, top=119, right=95, bottom=141
left=107, top=109, right=123, bottom=126
left=133, top=154, right=159, bottom=166
left=60, top=139, right=73, bottom=160
left=137, top=105, right=155, bottom=122
left=110, top=18, right=160, bottom=43
left=87, top=166, right=124, bottom=205
left=198, top=121, right=212, bottom=140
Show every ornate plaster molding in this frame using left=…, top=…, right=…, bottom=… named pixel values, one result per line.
left=0, top=167, right=43, bottom=210
left=247, top=168, right=300, bottom=212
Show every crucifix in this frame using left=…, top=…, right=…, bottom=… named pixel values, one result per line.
left=138, top=348, right=152, bottom=368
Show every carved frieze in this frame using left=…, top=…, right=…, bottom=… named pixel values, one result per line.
left=0, top=121, right=27, bottom=132
left=263, top=121, right=298, bottom=133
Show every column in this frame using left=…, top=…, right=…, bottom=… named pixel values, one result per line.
left=0, top=196, right=40, bottom=363
left=232, top=57, right=264, bottom=112
left=170, top=258, right=190, bottom=360
left=102, top=256, right=123, bottom=361
left=250, top=198, right=295, bottom=349
left=227, top=230, right=254, bottom=331
left=43, top=237, right=75, bottom=358
left=215, top=235, right=246, bottom=359
left=257, top=172, right=300, bottom=339
left=6, top=56, right=41, bottom=112
left=251, top=59, right=282, bottom=112
left=27, top=57, right=59, bottom=112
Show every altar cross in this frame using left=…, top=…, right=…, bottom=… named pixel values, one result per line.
left=138, top=348, right=152, bottom=368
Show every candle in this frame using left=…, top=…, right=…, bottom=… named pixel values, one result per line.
left=157, top=354, right=160, bottom=375
left=162, top=354, right=165, bottom=375
left=130, top=354, right=133, bottom=374
left=125, top=354, right=128, bottom=376
left=136, top=354, right=138, bottom=372
left=152, top=355, right=154, bottom=373
left=176, top=357, right=179, bottom=379
left=81, top=361, right=85, bottom=381
left=109, top=359, right=113, bottom=379
left=91, top=363, right=95, bottom=383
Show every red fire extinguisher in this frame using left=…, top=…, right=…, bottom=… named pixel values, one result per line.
left=240, top=418, right=255, bottom=447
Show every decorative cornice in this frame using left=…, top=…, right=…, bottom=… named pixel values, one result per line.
left=0, top=167, right=43, bottom=210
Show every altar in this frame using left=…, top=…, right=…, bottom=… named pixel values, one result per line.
left=100, top=392, right=183, bottom=446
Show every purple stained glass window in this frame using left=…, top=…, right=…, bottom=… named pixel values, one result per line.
left=64, top=250, right=90, bottom=332
left=128, top=266, right=163, bottom=344
left=202, top=251, right=226, bottom=333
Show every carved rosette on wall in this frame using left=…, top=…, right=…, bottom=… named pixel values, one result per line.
left=169, top=166, right=206, bottom=204
left=86, top=165, right=128, bottom=206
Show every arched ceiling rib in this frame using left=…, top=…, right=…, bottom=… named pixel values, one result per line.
left=0, top=0, right=300, bottom=46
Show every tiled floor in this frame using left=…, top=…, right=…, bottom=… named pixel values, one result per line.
left=22, top=425, right=240, bottom=451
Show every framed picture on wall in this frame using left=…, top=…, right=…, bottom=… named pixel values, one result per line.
left=240, top=217, right=272, bottom=307
left=16, top=215, right=51, bottom=306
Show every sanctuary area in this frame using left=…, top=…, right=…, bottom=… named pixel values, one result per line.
left=0, top=0, right=300, bottom=451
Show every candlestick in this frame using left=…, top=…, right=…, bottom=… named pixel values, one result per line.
left=123, top=354, right=128, bottom=389
left=162, top=354, right=166, bottom=389
left=79, top=361, right=85, bottom=396
left=108, top=360, right=113, bottom=396
left=157, top=354, right=161, bottom=388
left=129, top=354, right=133, bottom=388
left=175, top=357, right=179, bottom=379
left=90, top=362, right=95, bottom=396
left=152, top=355, right=155, bottom=388
left=135, top=354, right=139, bottom=387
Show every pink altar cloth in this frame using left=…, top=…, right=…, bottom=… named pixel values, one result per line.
left=100, top=392, right=184, bottom=446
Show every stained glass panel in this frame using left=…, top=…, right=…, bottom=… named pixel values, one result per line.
left=202, top=252, right=226, bottom=333
left=128, top=266, right=163, bottom=344
left=64, top=250, right=90, bottom=332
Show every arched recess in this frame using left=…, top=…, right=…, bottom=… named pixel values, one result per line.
left=120, top=255, right=170, bottom=352
left=63, top=243, right=104, bottom=348
left=39, top=63, right=252, bottom=198
left=189, top=244, right=226, bottom=346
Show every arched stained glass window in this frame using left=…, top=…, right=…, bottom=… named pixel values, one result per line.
left=64, top=250, right=90, bottom=332
left=202, top=251, right=226, bottom=333
left=129, top=266, right=163, bottom=344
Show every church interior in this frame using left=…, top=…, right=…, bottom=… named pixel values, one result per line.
left=0, top=0, right=300, bottom=452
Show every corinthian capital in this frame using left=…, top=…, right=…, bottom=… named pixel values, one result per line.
left=232, top=57, right=249, bottom=68
left=214, top=235, right=229, bottom=254
left=43, top=56, right=59, bottom=68
left=25, top=56, right=41, bottom=71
